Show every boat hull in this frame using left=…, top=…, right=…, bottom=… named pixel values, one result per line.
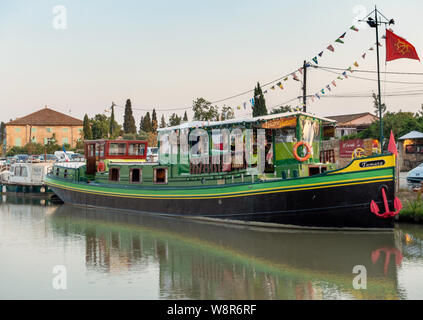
left=46, top=155, right=398, bottom=230
left=49, top=181, right=394, bottom=230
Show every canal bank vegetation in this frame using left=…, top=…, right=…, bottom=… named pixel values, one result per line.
left=398, top=189, right=423, bottom=223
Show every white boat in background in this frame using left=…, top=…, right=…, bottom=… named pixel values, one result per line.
left=0, top=162, right=53, bottom=194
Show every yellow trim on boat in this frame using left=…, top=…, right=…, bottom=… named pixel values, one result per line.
left=46, top=176, right=393, bottom=200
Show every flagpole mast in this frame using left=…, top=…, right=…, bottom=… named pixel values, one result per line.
left=302, top=60, right=307, bottom=113
left=375, top=6, right=384, bottom=151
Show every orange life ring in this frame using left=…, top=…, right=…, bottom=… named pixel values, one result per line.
left=293, top=142, right=312, bottom=162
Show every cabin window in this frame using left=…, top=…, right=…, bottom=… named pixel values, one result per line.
left=109, top=168, right=120, bottom=182
left=128, top=143, right=145, bottom=156
left=130, top=168, right=142, bottom=184
left=64, top=169, right=68, bottom=179
left=154, top=168, right=168, bottom=184
left=14, top=166, right=28, bottom=177
left=56, top=168, right=60, bottom=176
left=87, top=144, right=95, bottom=157
left=96, top=143, right=105, bottom=158
left=109, top=143, right=127, bottom=156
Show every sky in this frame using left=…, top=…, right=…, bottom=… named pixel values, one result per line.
left=2, top=0, right=423, bottom=125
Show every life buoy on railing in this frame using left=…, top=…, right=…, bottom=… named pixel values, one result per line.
left=97, top=161, right=105, bottom=172
left=293, top=142, right=312, bottom=162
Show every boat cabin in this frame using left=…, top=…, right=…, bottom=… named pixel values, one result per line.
left=84, top=140, right=148, bottom=175
left=157, top=111, right=337, bottom=180
left=55, top=112, right=338, bottom=187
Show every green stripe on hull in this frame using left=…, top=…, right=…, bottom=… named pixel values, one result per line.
left=46, top=167, right=394, bottom=200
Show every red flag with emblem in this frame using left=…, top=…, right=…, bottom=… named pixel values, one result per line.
left=388, top=130, right=398, bottom=157
left=386, top=29, right=420, bottom=62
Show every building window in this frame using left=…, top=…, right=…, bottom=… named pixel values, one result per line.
left=109, top=168, right=120, bottom=182
left=154, top=168, right=168, bottom=184
left=15, top=137, right=22, bottom=147
left=62, top=128, right=69, bottom=133
left=31, top=136, right=36, bottom=143
left=15, top=128, right=21, bottom=133
left=130, top=168, right=142, bottom=184
left=46, top=128, right=53, bottom=133
left=31, top=128, right=37, bottom=133
left=406, top=145, right=423, bottom=154
left=62, top=137, right=69, bottom=145
left=109, top=143, right=127, bottom=156
left=128, top=143, right=146, bottom=156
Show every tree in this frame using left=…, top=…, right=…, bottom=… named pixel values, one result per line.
left=123, top=99, right=137, bottom=134
left=109, top=104, right=117, bottom=137
left=346, top=111, right=423, bottom=143
left=271, top=106, right=293, bottom=114
left=372, top=93, right=387, bottom=117
left=0, top=121, right=5, bottom=142
left=83, top=114, right=93, bottom=140
left=220, top=106, right=235, bottom=121
left=192, top=98, right=219, bottom=121
left=253, top=82, right=267, bottom=117
left=183, top=111, right=189, bottom=122
left=143, top=112, right=152, bottom=132
left=91, top=114, right=110, bottom=140
left=0, top=122, right=5, bottom=155
left=152, top=109, right=158, bottom=132
left=160, top=115, right=167, bottom=128
left=139, top=116, right=145, bottom=133
left=169, top=113, right=182, bottom=127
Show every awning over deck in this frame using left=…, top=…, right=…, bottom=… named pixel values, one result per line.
left=157, top=111, right=336, bottom=132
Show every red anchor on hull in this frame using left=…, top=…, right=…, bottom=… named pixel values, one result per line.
left=370, top=187, right=402, bottom=219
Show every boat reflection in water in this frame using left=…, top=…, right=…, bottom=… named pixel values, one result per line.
left=49, top=205, right=404, bottom=300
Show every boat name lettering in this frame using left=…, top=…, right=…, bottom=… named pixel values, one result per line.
left=359, top=160, right=385, bottom=168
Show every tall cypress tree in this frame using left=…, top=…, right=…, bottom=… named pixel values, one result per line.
left=139, top=116, right=145, bottom=133
left=0, top=122, right=5, bottom=143
left=253, top=82, right=267, bottom=117
left=83, top=114, right=93, bottom=140
left=123, top=99, right=137, bottom=134
left=109, top=104, right=116, bottom=137
left=143, top=112, right=152, bottom=132
left=152, top=109, right=158, bottom=132
left=183, top=111, right=188, bottom=122
left=160, top=115, right=167, bottom=128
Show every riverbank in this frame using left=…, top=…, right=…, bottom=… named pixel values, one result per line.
left=398, top=188, right=423, bottom=223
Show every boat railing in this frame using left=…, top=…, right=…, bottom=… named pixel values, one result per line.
left=189, top=152, right=250, bottom=175
left=49, top=165, right=79, bottom=182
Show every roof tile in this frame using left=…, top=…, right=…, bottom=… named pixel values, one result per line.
left=6, top=107, right=83, bottom=126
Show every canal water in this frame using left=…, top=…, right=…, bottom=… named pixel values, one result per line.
left=0, top=195, right=423, bottom=300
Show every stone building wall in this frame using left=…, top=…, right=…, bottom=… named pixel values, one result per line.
left=6, top=124, right=83, bottom=149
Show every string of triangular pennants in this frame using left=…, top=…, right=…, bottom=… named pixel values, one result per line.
left=311, top=25, right=361, bottom=66
left=233, top=24, right=366, bottom=112
left=309, top=39, right=384, bottom=104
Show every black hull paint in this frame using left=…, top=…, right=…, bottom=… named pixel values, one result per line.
left=50, top=180, right=395, bottom=230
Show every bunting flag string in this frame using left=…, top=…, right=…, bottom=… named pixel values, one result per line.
left=310, top=24, right=361, bottom=67
left=306, top=39, right=383, bottom=107
left=229, top=26, right=382, bottom=114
